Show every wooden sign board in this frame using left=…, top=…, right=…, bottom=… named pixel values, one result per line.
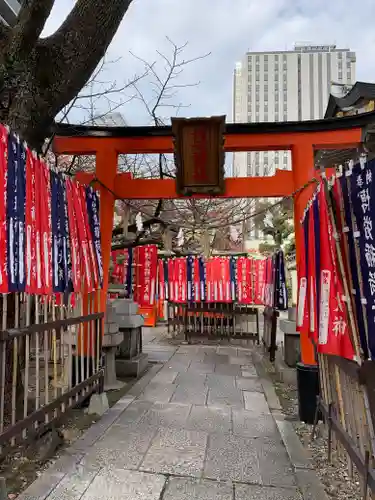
left=172, top=116, right=226, bottom=196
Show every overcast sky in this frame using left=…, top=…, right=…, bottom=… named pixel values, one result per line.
left=44, top=0, right=375, bottom=126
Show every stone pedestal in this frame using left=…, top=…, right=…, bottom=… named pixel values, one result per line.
left=103, top=303, right=125, bottom=391
left=280, top=318, right=300, bottom=367
left=111, top=299, right=149, bottom=378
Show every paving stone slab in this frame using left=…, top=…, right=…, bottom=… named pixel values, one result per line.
left=207, top=386, right=244, bottom=408
left=243, top=391, right=270, bottom=414
left=171, top=353, right=195, bottom=364
left=232, top=409, right=279, bottom=438
left=146, top=351, right=175, bottom=363
left=175, top=372, right=207, bottom=386
left=228, top=356, right=252, bottom=366
left=235, top=376, right=263, bottom=392
left=204, top=433, right=261, bottom=483
left=163, top=360, right=191, bottom=372
left=152, top=369, right=179, bottom=384
left=206, top=374, right=236, bottom=388
left=81, top=468, right=166, bottom=500
left=140, top=428, right=207, bottom=476
left=140, top=382, right=176, bottom=403
left=17, top=472, right=65, bottom=500
left=188, top=361, right=216, bottom=374
left=171, top=384, right=208, bottom=405
left=140, top=402, right=191, bottom=428
left=186, top=405, right=232, bottom=434
left=214, top=364, right=242, bottom=376
left=253, top=437, right=297, bottom=487
left=84, top=423, right=157, bottom=470
left=163, top=477, right=233, bottom=500
left=113, top=400, right=153, bottom=427
left=46, top=463, right=100, bottom=500
left=204, top=353, right=229, bottom=365
left=217, top=346, right=238, bottom=356
left=235, top=484, right=302, bottom=500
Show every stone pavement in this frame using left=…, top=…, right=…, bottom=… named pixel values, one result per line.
left=19, top=333, right=326, bottom=500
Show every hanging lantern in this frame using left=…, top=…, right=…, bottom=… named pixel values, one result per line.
left=177, top=228, right=184, bottom=247
left=202, top=230, right=211, bottom=258
left=122, top=205, right=130, bottom=237
left=135, top=212, right=143, bottom=232
left=229, top=225, right=238, bottom=242
left=264, top=210, right=274, bottom=228
left=162, top=229, right=172, bottom=251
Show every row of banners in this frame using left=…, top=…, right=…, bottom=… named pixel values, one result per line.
left=110, top=247, right=288, bottom=309
left=298, top=158, right=375, bottom=361
left=0, top=125, right=103, bottom=295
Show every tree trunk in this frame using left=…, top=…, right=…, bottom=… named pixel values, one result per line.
left=0, top=0, right=134, bottom=149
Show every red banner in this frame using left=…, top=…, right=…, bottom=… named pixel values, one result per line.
left=25, top=150, right=38, bottom=294
left=37, top=158, right=52, bottom=294
left=254, top=259, right=266, bottom=305
left=80, top=185, right=98, bottom=289
left=237, top=257, right=253, bottom=304
left=318, top=185, right=354, bottom=359
left=0, top=125, right=8, bottom=292
left=206, top=258, right=214, bottom=302
left=158, top=259, right=165, bottom=301
left=66, top=178, right=81, bottom=292
left=173, top=257, right=187, bottom=303
left=134, top=245, right=157, bottom=306
left=168, top=259, right=175, bottom=301
left=218, top=257, right=231, bottom=302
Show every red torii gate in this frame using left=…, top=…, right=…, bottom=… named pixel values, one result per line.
left=53, top=113, right=375, bottom=368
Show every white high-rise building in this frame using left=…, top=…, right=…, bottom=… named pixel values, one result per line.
left=233, top=44, right=356, bottom=178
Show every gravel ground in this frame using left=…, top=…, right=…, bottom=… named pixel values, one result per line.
left=264, top=360, right=363, bottom=500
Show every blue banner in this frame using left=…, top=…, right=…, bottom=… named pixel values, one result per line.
left=350, top=158, right=375, bottom=358
left=230, top=256, right=236, bottom=301
left=187, top=255, right=194, bottom=302
left=340, top=174, right=368, bottom=358
left=7, top=134, right=26, bottom=292
left=86, top=186, right=103, bottom=288
left=199, top=257, right=206, bottom=301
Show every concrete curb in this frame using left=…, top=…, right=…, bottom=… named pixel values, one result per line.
left=252, top=350, right=330, bottom=500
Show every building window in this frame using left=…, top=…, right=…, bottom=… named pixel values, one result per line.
left=338, top=52, right=342, bottom=59
left=274, top=54, right=279, bottom=61
left=264, top=73, right=268, bottom=81
left=247, top=103, right=251, bottom=111
left=256, top=55, right=260, bottom=62
left=275, top=83, right=279, bottom=91
left=256, top=72, right=260, bottom=81
left=275, top=102, right=279, bottom=111
left=256, top=104, right=260, bottom=112
left=347, top=71, right=351, bottom=80
left=264, top=63, right=268, bottom=72
left=283, top=113, right=287, bottom=121
left=338, top=71, right=343, bottom=80
left=256, top=84, right=260, bottom=92
left=264, top=55, right=268, bottom=61
left=275, top=112, right=279, bottom=121
left=264, top=84, right=268, bottom=92
left=274, top=155, right=279, bottom=164
left=275, top=93, right=279, bottom=101
left=247, top=113, right=252, bottom=120
left=264, top=101, right=268, bottom=108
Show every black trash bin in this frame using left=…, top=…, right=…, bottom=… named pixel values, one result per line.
left=296, top=362, right=319, bottom=424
